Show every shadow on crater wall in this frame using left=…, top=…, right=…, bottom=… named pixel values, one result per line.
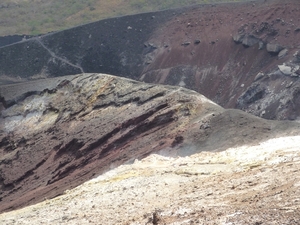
left=1, top=0, right=300, bottom=120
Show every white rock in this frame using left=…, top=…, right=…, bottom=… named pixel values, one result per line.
left=278, top=48, right=288, bottom=59
left=278, top=64, right=292, bottom=75
left=254, top=72, right=264, bottom=81
left=292, top=65, right=299, bottom=73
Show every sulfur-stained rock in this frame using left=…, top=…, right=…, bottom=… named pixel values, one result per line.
left=1, top=73, right=299, bottom=213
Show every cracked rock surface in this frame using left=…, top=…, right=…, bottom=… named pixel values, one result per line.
left=0, top=136, right=299, bottom=224
left=1, top=73, right=300, bottom=214
left=1, top=0, right=300, bottom=120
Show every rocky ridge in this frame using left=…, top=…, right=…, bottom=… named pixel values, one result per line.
left=1, top=0, right=300, bottom=120
left=1, top=0, right=300, bottom=223
left=1, top=73, right=299, bottom=214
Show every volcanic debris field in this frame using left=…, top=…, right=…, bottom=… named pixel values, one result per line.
left=0, top=0, right=300, bottom=224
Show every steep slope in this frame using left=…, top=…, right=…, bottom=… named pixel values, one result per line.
left=0, top=136, right=299, bottom=224
left=1, top=0, right=300, bottom=120
left=1, top=73, right=299, bottom=213
left=141, top=0, right=300, bottom=120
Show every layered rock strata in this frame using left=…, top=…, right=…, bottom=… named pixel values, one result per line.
left=1, top=73, right=299, bottom=212
left=1, top=0, right=300, bottom=120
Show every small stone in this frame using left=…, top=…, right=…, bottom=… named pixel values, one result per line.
left=291, top=65, right=300, bottom=75
left=62, top=216, right=68, bottom=220
left=266, top=43, right=284, bottom=54
left=242, top=35, right=260, bottom=47
left=294, top=27, right=300, bottom=32
left=286, top=81, right=293, bottom=88
left=194, top=39, right=201, bottom=44
left=278, top=64, right=292, bottom=75
left=258, top=41, right=264, bottom=50
left=254, top=72, right=265, bottom=81
left=278, top=48, right=288, bottom=59
left=181, top=42, right=191, bottom=46
left=233, top=34, right=244, bottom=43
left=294, top=51, right=300, bottom=60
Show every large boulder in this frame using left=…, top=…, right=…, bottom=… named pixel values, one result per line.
left=266, top=43, right=284, bottom=54
left=233, top=33, right=244, bottom=43
left=242, top=35, right=260, bottom=47
left=278, top=64, right=292, bottom=75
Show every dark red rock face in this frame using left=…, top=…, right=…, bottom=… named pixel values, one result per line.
left=0, top=73, right=299, bottom=213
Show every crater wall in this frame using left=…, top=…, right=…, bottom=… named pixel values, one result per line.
left=1, top=0, right=300, bottom=120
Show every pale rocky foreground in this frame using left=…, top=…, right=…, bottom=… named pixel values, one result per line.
left=1, top=136, right=299, bottom=225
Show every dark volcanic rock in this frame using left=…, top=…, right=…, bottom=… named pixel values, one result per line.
left=1, top=73, right=299, bottom=213
left=266, top=43, right=284, bottom=54
left=233, top=34, right=244, bottom=43
left=237, top=83, right=266, bottom=107
left=278, top=48, right=288, bottom=59
left=0, top=10, right=177, bottom=80
left=0, top=35, right=32, bottom=48
left=242, top=35, right=260, bottom=47
left=1, top=0, right=300, bottom=121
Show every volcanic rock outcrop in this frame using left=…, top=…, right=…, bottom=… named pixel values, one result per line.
left=1, top=0, right=300, bottom=220
left=1, top=137, right=300, bottom=224
left=1, top=73, right=300, bottom=213
left=1, top=0, right=300, bottom=120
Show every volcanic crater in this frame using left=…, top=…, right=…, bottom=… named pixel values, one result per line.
left=1, top=0, right=300, bottom=222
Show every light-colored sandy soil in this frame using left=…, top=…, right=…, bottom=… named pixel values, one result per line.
left=1, top=135, right=299, bottom=224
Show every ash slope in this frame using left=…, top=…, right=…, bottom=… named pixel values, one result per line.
left=1, top=0, right=300, bottom=120
left=1, top=73, right=299, bottom=213
left=0, top=136, right=300, bottom=224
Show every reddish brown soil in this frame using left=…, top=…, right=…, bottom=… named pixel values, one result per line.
left=140, top=0, right=300, bottom=119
